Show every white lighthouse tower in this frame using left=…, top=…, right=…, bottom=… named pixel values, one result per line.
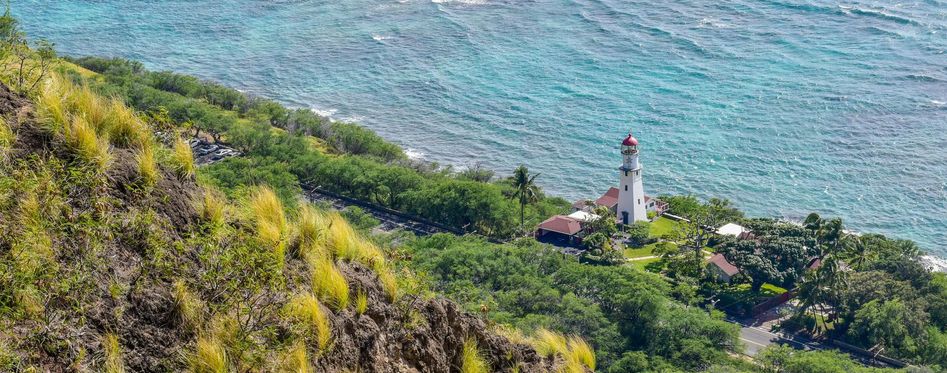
left=617, top=131, right=647, bottom=225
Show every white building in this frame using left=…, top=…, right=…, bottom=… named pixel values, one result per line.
left=617, top=131, right=648, bottom=225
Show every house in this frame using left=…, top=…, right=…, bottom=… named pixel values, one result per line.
left=707, top=253, right=741, bottom=283
left=536, top=215, right=584, bottom=245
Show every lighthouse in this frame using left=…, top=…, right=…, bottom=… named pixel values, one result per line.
left=617, top=131, right=647, bottom=225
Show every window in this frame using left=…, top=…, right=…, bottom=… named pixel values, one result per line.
left=624, top=171, right=628, bottom=177
left=638, top=199, right=641, bottom=204
left=624, top=185, right=628, bottom=191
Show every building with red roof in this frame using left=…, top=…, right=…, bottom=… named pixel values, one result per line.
left=707, top=253, right=741, bottom=283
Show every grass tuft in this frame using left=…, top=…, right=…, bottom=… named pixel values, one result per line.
left=250, top=186, right=288, bottom=262
left=35, top=75, right=70, bottom=131
left=532, top=329, right=569, bottom=358
left=189, top=337, right=228, bottom=373
left=103, top=333, right=125, bottom=373
left=172, top=280, right=203, bottom=332
left=354, top=290, right=368, bottom=315
left=310, top=256, right=350, bottom=311
left=199, top=188, right=227, bottom=228
left=69, top=84, right=109, bottom=131
left=65, top=116, right=111, bottom=171
left=135, top=143, right=159, bottom=187
left=567, top=336, right=595, bottom=371
left=280, top=341, right=311, bottom=373
left=295, top=204, right=328, bottom=261
left=284, top=293, right=332, bottom=351
left=377, top=267, right=399, bottom=302
left=327, top=212, right=360, bottom=261
left=170, top=137, right=195, bottom=179
left=460, top=338, right=489, bottom=373
left=104, top=99, right=148, bottom=148
left=0, top=116, right=13, bottom=152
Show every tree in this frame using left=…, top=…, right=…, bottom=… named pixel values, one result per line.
left=718, top=236, right=812, bottom=291
left=672, top=197, right=742, bottom=261
left=509, top=165, right=540, bottom=230
left=795, top=256, right=846, bottom=332
left=848, top=299, right=928, bottom=358
left=843, top=235, right=876, bottom=272
left=626, top=220, right=651, bottom=247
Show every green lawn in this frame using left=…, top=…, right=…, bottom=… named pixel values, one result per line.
left=649, top=216, right=681, bottom=238
left=630, top=257, right=663, bottom=272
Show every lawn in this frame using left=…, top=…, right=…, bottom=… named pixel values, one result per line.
left=630, top=257, right=663, bottom=272
left=649, top=216, right=681, bottom=238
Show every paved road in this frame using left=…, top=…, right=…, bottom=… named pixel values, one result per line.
left=731, top=319, right=818, bottom=356
left=305, top=189, right=450, bottom=236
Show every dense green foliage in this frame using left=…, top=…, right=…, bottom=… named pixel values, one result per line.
left=63, top=56, right=570, bottom=239
left=399, top=234, right=743, bottom=371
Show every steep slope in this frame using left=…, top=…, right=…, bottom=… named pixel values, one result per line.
left=0, top=77, right=586, bottom=372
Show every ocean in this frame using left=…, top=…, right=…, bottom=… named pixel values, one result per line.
left=16, top=0, right=947, bottom=259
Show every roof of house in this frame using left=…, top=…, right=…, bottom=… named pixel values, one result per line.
left=622, top=132, right=639, bottom=146
left=567, top=210, right=600, bottom=223
left=716, top=223, right=748, bottom=237
left=538, top=215, right=582, bottom=236
left=595, top=187, right=620, bottom=208
left=708, top=253, right=741, bottom=276
left=572, top=199, right=592, bottom=210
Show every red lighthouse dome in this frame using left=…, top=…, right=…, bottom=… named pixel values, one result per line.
left=622, top=132, right=638, bottom=146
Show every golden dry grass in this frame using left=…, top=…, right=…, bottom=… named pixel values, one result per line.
left=250, top=186, right=288, bottom=262
left=103, top=99, right=148, bottom=148
left=199, top=189, right=227, bottom=228
left=279, top=341, right=312, bottom=373
left=172, top=280, right=203, bottom=332
left=103, top=333, right=125, bottom=373
left=567, top=336, right=595, bottom=372
left=354, top=290, right=368, bottom=315
left=327, top=212, right=360, bottom=261
left=189, top=337, right=228, bottom=373
left=532, top=329, right=569, bottom=359
left=35, top=75, right=69, bottom=130
left=310, top=256, right=350, bottom=311
left=135, top=143, right=159, bottom=187
left=69, top=84, right=108, bottom=131
left=377, top=267, right=399, bottom=302
left=65, top=116, right=111, bottom=170
left=0, top=116, right=13, bottom=152
left=294, top=204, right=328, bottom=261
left=460, top=338, right=489, bottom=373
left=171, top=137, right=195, bottom=179
left=284, top=293, right=332, bottom=351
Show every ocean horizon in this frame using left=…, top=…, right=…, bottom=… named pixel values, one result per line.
left=16, top=0, right=947, bottom=261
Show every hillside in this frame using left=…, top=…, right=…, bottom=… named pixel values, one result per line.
left=0, top=75, right=592, bottom=372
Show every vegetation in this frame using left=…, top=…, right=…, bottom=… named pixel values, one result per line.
left=460, top=338, right=489, bottom=373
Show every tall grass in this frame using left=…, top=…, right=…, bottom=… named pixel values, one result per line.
left=172, top=280, right=203, bottom=332
left=135, top=143, right=159, bottom=187
left=0, top=116, right=13, bottom=152
left=377, top=267, right=399, bottom=302
left=530, top=330, right=595, bottom=373
left=104, top=99, right=148, bottom=148
left=354, top=290, right=368, bottom=315
left=103, top=333, right=125, bottom=373
left=460, top=338, right=489, bottom=373
left=35, top=75, right=69, bottom=130
left=170, top=137, right=195, bottom=179
left=189, top=337, right=228, bottom=373
left=532, top=329, right=569, bottom=359
left=199, top=189, right=227, bottom=229
left=284, top=293, right=332, bottom=351
left=250, top=186, right=288, bottom=261
left=327, top=212, right=360, bottom=261
left=69, top=84, right=109, bottom=131
left=294, top=204, right=328, bottom=261
left=280, top=342, right=311, bottom=373
left=310, top=256, right=350, bottom=311
left=65, top=116, right=111, bottom=170
left=567, top=336, right=595, bottom=372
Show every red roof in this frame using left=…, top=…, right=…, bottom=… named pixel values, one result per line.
left=708, top=254, right=740, bottom=276
left=537, top=215, right=582, bottom=236
left=595, top=187, right=620, bottom=208
left=572, top=199, right=592, bottom=210
left=622, top=132, right=639, bottom=146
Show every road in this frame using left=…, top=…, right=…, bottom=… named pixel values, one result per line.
left=730, top=318, right=819, bottom=356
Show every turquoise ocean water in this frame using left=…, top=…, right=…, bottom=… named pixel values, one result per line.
left=16, top=1, right=947, bottom=257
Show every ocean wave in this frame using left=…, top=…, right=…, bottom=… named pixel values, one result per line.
left=922, top=255, right=947, bottom=273
left=371, top=34, right=393, bottom=42
left=310, top=107, right=338, bottom=119
left=839, top=5, right=921, bottom=27
left=404, top=148, right=426, bottom=160
left=431, top=0, right=488, bottom=5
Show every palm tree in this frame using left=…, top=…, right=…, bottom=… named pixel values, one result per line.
left=510, top=165, right=540, bottom=230
left=844, top=235, right=875, bottom=271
